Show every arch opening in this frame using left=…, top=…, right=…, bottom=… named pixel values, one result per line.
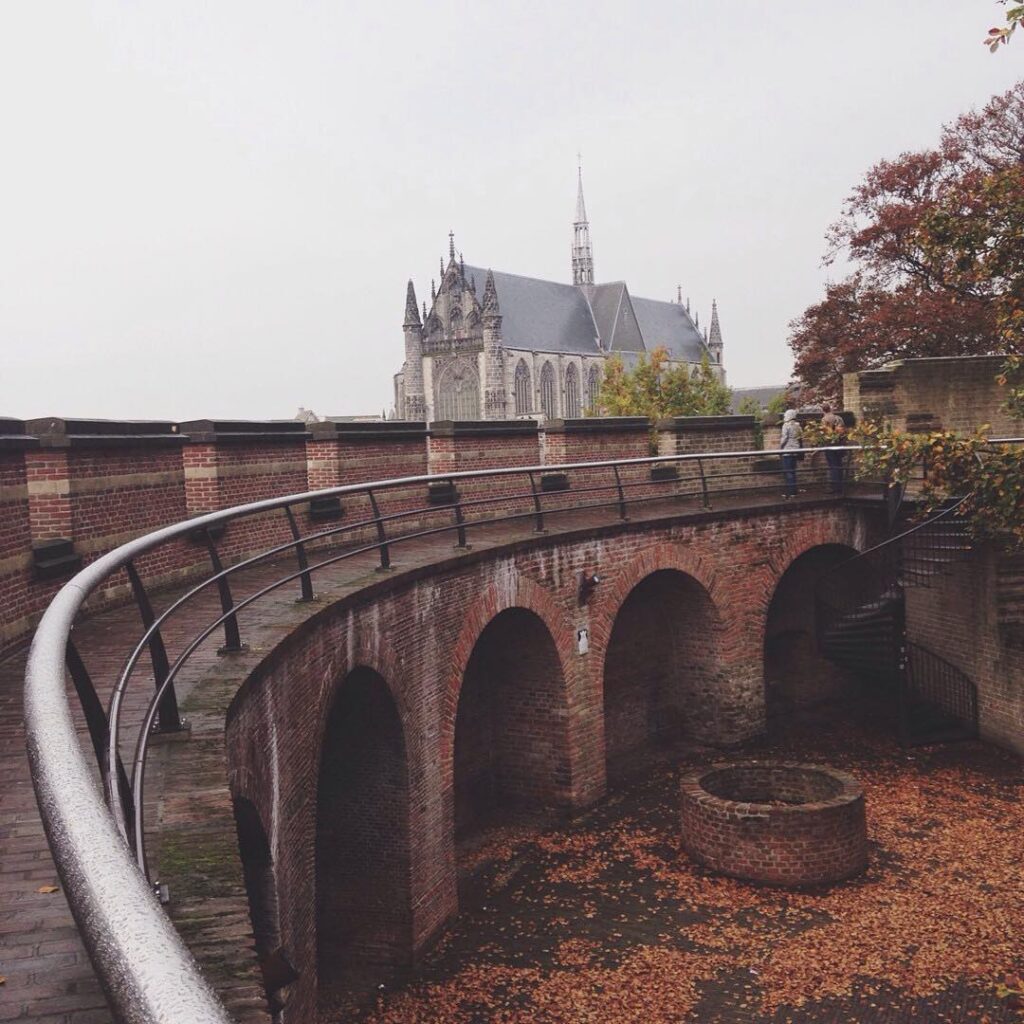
left=315, top=667, right=411, bottom=1006
left=454, top=608, right=569, bottom=848
left=763, top=543, right=868, bottom=714
left=602, top=570, right=723, bottom=777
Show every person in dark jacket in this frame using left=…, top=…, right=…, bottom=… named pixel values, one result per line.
left=820, top=404, right=846, bottom=494
left=780, top=409, right=802, bottom=498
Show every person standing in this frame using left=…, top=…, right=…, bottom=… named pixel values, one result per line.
left=820, top=403, right=846, bottom=494
left=780, top=409, right=803, bottom=498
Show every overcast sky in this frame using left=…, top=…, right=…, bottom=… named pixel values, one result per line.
left=1, top=2, right=1021, bottom=421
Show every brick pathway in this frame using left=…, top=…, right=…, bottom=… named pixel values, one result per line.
left=0, top=488, right=857, bottom=1023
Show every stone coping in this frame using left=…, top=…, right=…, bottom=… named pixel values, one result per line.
left=544, top=416, right=649, bottom=434
left=311, top=420, right=428, bottom=442
left=179, top=420, right=311, bottom=444
left=429, top=419, right=539, bottom=437
left=25, top=417, right=186, bottom=449
left=656, top=415, right=757, bottom=432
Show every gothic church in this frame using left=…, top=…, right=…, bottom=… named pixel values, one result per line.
left=394, top=170, right=725, bottom=422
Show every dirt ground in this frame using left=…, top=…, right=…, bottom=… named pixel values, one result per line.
left=323, top=700, right=1024, bottom=1024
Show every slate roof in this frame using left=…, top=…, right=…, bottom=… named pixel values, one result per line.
left=630, top=296, right=708, bottom=362
left=463, top=266, right=600, bottom=355
left=463, top=264, right=711, bottom=361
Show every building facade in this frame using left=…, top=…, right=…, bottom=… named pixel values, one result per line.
left=394, top=171, right=725, bottom=422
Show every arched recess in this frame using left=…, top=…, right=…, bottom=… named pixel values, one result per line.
left=564, top=362, right=581, bottom=418
left=233, top=798, right=287, bottom=1017
left=315, top=667, right=411, bottom=1005
left=514, top=359, right=532, bottom=416
left=586, top=363, right=601, bottom=413
left=539, top=361, right=558, bottom=419
left=454, top=607, right=569, bottom=844
left=763, top=543, right=870, bottom=710
left=601, top=569, right=725, bottom=775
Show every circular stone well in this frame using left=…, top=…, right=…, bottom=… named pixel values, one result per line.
left=679, top=762, right=866, bottom=887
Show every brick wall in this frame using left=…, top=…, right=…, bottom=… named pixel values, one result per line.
left=905, top=545, right=1024, bottom=755
left=657, top=415, right=760, bottom=499
left=541, top=417, right=651, bottom=517
left=0, top=424, right=37, bottom=649
left=843, top=355, right=1024, bottom=436
left=223, top=500, right=882, bottom=1018
left=427, top=420, right=541, bottom=522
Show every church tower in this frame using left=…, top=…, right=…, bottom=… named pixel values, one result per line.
left=571, top=164, right=595, bottom=285
left=708, top=299, right=724, bottom=365
left=402, top=280, right=426, bottom=420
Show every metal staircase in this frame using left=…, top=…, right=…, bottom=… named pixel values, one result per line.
left=816, top=500, right=979, bottom=745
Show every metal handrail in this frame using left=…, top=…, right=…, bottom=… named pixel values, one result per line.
left=23, top=437, right=1017, bottom=1024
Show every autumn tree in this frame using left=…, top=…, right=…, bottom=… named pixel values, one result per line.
left=788, top=82, right=1024, bottom=398
left=596, top=348, right=731, bottom=421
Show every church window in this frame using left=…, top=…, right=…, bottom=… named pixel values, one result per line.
left=540, top=361, right=557, bottom=420
left=514, top=360, right=532, bottom=416
left=435, top=358, right=480, bottom=421
left=449, top=305, right=462, bottom=331
left=565, top=363, right=581, bottom=418
left=586, top=364, right=601, bottom=414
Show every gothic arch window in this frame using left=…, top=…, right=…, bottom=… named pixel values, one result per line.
left=435, top=358, right=480, bottom=421
left=449, top=305, right=462, bottom=331
left=587, top=364, right=601, bottom=414
left=540, top=361, right=557, bottom=420
left=564, top=363, right=581, bottom=419
left=514, top=359, right=532, bottom=416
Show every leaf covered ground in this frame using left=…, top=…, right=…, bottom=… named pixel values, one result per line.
left=324, top=703, right=1024, bottom=1023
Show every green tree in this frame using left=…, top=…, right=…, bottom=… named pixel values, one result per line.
left=595, top=347, right=732, bottom=420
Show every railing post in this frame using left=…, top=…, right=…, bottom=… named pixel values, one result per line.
left=283, top=506, right=315, bottom=602
left=696, top=457, right=711, bottom=509
left=200, top=528, right=245, bottom=653
left=610, top=464, right=629, bottom=520
left=527, top=471, right=545, bottom=533
left=65, top=640, right=135, bottom=846
left=125, top=562, right=185, bottom=735
left=451, top=478, right=469, bottom=548
left=366, top=489, right=391, bottom=570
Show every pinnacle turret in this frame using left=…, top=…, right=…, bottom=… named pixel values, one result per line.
left=481, top=269, right=501, bottom=323
left=708, top=299, right=724, bottom=363
left=403, top=280, right=421, bottom=328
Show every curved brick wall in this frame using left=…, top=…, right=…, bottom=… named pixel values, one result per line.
left=680, top=762, right=866, bottom=886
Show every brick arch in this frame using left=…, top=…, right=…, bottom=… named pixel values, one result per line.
left=588, top=542, right=725, bottom=655
left=591, top=544, right=732, bottom=755
left=439, top=570, right=576, bottom=761
left=439, top=571, right=578, bottom=849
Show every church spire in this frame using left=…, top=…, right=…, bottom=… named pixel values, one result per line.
left=708, top=299, right=724, bottom=364
left=571, top=160, right=595, bottom=286
left=403, top=280, right=421, bottom=328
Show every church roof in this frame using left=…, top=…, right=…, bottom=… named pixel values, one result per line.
left=630, top=296, right=709, bottom=363
left=462, top=264, right=711, bottom=361
left=463, top=266, right=601, bottom=355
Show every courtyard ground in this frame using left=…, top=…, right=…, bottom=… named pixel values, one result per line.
left=325, top=699, right=1024, bottom=1024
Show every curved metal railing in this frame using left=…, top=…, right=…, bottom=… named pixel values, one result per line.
left=16, top=439, right=945, bottom=1023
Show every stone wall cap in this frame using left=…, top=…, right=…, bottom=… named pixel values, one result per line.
left=25, top=417, right=185, bottom=448
left=544, top=416, right=649, bottom=434
left=179, top=419, right=311, bottom=444
left=311, top=420, right=428, bottom=441
left=656, top=415, right=757, bottom=431
left=429, top=420, right=539, bottom=437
